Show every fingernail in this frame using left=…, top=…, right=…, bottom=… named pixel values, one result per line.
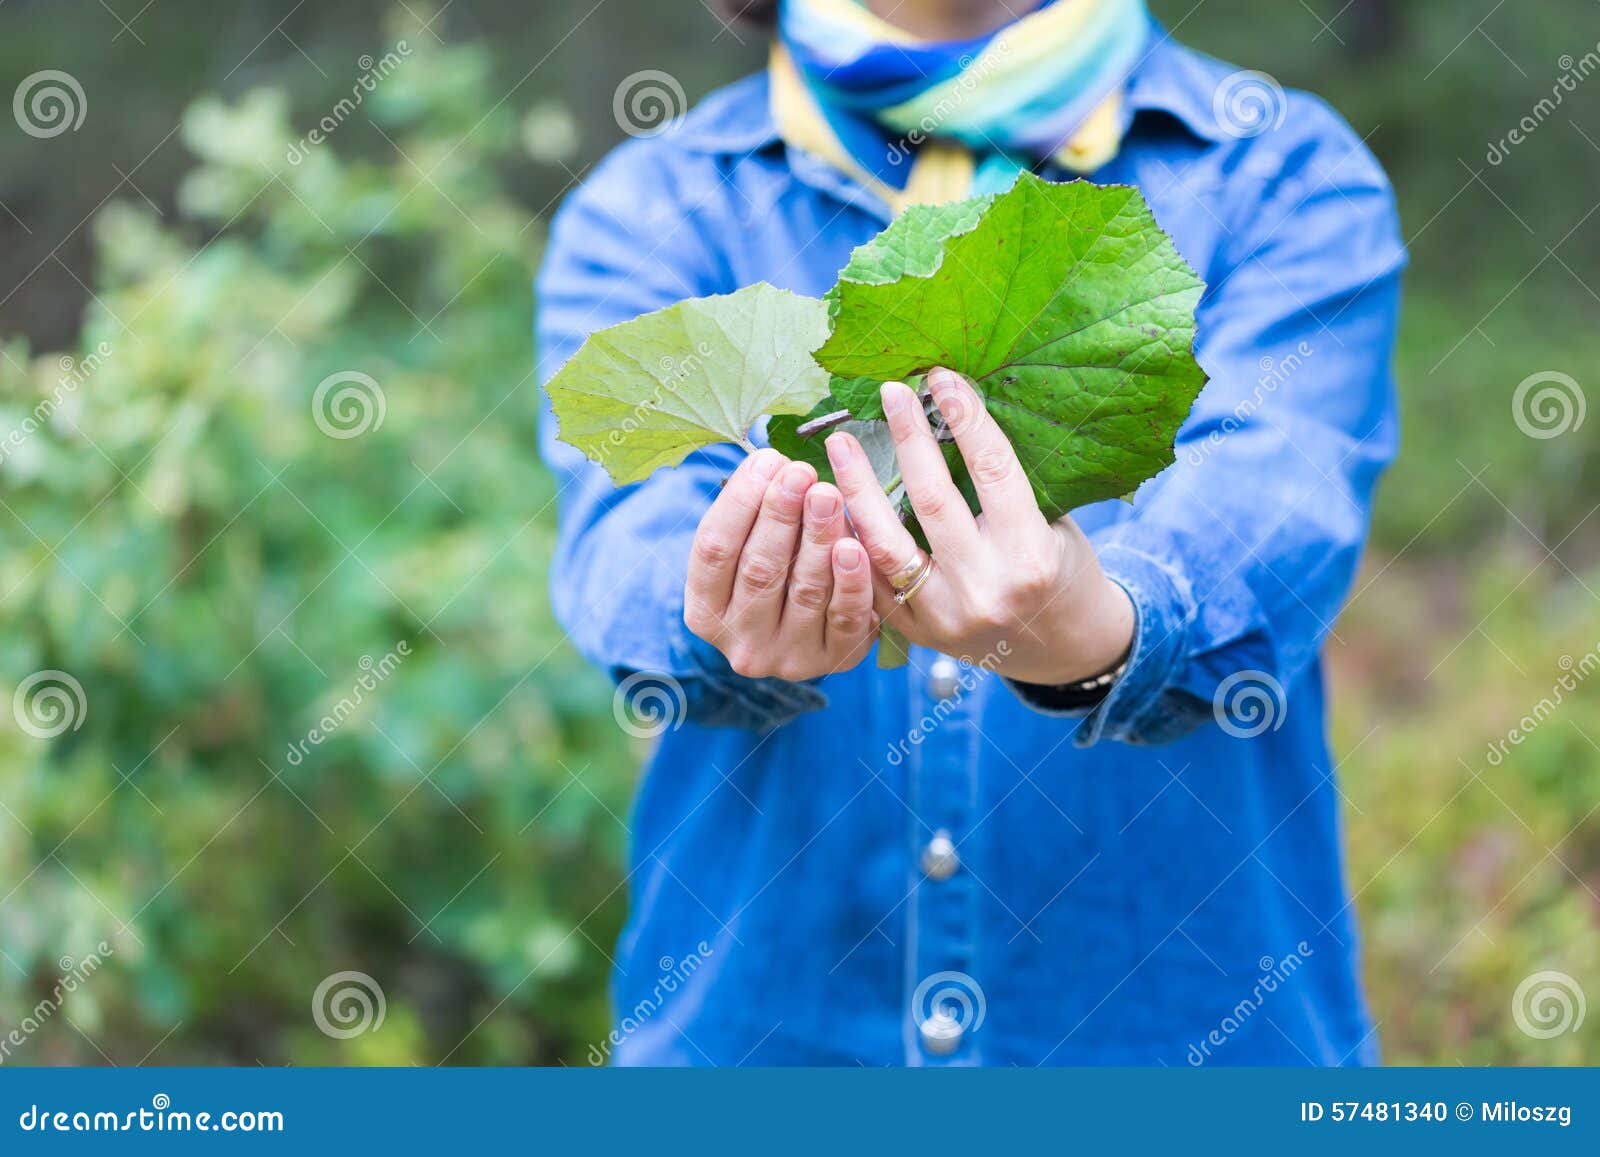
left=932, top=384, right=962, bottom=425
left=927, top=367, right=958, bottom=398
left=750, top=449, right=783, bottom=482
left=825, top=433, right=852, bottom=470
left=807, top=488, right=839, bottom=520
left=837, top=540, right=863, bottom=571
left=780, top=463, right=812, bottom=499
left=880, top=381, right=908, bottom=418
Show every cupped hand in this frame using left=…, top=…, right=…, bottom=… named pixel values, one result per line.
left=824, top=368, right=1135, bottom=686
left=685, top=448, right=879, bottom=681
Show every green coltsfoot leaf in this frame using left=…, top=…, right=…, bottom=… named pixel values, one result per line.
left=548, top=282, right=833, bottom=486
left=817, top=172, right=1207, bottom=520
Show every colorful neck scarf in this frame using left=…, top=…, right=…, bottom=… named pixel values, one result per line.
left=771, top=0, right=1151, bottom=213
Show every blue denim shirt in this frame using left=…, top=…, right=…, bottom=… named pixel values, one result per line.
left=536, top=34, right=1405, bottom=1066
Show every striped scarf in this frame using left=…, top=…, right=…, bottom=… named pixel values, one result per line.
left=771, top=0, right=1150, bottom=213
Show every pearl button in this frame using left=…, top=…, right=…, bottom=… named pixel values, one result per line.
left=920, top=830, right=959, bottom=881
left=926, top=656, right=961, bottom=701
left=919, top=1009, right=963, bottom=1055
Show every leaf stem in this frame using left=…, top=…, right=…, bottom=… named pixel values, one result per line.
left=794, top=408, right=853, bottom=439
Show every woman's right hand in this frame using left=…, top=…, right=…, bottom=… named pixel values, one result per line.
left=684, top=448, right=879, bottom=682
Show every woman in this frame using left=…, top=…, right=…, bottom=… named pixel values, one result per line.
left=537, top=0, right=1404, bottom=1065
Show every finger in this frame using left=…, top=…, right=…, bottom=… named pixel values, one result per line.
left=865, top=552, right=947, bottom=642
left=926, top=367, right=1048, bottom=546
left=825, top=538, right=877, bottom=661
left=781, top=482, right=845, bottom=636
left=869, top=569, right=900, bottom=625
left=727, top=460, right=815, bottom=637
left=686, top=448, right=785, bottom=630
left=825, top=430, right=923, bottom=582
left=880, top=380, right=980, bottom=559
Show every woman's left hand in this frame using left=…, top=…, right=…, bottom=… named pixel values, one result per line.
left=825, top=368, right=1135, bottom=686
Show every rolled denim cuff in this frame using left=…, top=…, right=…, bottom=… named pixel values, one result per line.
left=1006, top=544, right=1208, bottom=746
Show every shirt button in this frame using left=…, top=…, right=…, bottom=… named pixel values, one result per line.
left=920, top=829, right=960, bottom=881
left=919, top=1009, right=963, bottom=1056
left=926, top=656, right=960, bottom=701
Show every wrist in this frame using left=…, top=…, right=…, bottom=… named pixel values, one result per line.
left=1023, top=572, right=1135, bottom=686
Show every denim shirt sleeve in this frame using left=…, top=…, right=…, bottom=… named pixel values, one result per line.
left=1011, top=102, right=1407, bottom=747
left=535, top=144, right=826, bottom=730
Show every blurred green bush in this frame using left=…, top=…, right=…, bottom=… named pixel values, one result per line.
left=1332, top=554, right=1600, bottom=1064
left=0, top=20, right=638, bottom=1064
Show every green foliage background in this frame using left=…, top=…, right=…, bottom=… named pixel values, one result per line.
left=0, top=1, right=1596, bottom=1065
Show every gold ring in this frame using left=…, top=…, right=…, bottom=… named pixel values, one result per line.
left=893, top=556, right=935, bottom=606
left=888, top=552, right=928, bottom=592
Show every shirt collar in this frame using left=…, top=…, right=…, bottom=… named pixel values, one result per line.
left=1122, top=27, right=1230, bottom=145
left=673, top=30, right=1227, bottom=157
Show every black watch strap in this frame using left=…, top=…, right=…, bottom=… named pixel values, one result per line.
left=1009, top=651, right=1129, bottom=711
